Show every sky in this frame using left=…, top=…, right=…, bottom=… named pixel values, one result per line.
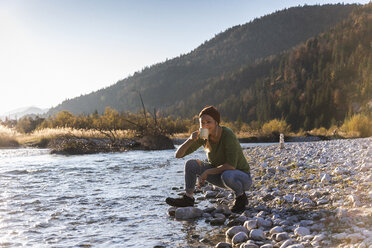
left=0, top=0, right=370, bottom=115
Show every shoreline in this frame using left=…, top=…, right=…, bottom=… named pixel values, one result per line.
left=167, top=137, right=371, bottom=248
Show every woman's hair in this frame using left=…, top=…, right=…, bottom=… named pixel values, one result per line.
left=199, top=106, right=220, bottom=124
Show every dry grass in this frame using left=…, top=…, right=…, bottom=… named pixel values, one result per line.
left=1, top=126, right=136, bottom=147
left=341, top=113, right=372, bottom=138
left=0, top=125, right=19, bottom=147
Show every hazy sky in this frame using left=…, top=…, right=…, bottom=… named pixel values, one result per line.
left=0, top=0, right=370, bottom=115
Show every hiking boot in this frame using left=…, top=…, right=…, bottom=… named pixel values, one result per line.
left=165, top=194, right=195, bottom=207
left=231, top=193, right=248, bottom=213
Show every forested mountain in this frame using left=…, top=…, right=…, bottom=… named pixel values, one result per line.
left=47, top=4, right=370, bottom=130
left=174, top=3, right=372, bottom=130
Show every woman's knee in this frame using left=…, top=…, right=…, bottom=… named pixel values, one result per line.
left=184, top=159, right=200, bottom=173
left=221, top=170, right=251, bottom=189
left=221, top=170, right=235, bottom=185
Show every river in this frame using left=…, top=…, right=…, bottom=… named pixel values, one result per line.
left=0, top=143, right=273, bottom=247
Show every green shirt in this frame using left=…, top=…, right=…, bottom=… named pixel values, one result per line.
left=183, top=126, right=250, bottom=173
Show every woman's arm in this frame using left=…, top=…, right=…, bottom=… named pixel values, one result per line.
left=174, top=131, right=198, bottom=158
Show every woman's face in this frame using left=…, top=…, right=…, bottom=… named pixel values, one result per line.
left=199, top=114, right=218, bottom=132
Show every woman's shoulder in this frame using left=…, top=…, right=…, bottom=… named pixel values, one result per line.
left=221, top=126, right=237, bottom=138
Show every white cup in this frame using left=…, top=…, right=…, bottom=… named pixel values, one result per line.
left=199, top=128, right=209, bottom=140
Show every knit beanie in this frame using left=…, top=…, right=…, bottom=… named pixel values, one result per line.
left=199, top=106, right=220, bottom=124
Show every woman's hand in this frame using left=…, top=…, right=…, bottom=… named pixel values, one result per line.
left=198, top=170, right=209, bottom=188
left=189, top=131, right=199, bottom=141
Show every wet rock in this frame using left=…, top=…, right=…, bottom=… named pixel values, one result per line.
left=210, top=217, right=226, bottom=226
left=226, top=226, right=249, bottom=239
left=175, top=207, right=203, bottom=220
left=232, top=232, right=249, bottom=244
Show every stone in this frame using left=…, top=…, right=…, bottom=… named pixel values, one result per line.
left=312, top=234, right=325, bottom=242
left=332, top=233, right=347, bottom=240
left=286, top=245, right=304, bottom=248
left=283, top=194, right=294, bottom=203
left=299, top=198, right=313, bottom=205
left=267, top=167, right=276, bottom=174
left=239, top=240, right=259, bottom=248
left=226, top=226, right=249, bottom=238
left=279, top=239, right=293, bottom=248
left=255, top=217, right=272, bottom=228
left=206, top=191, right=218, bottom=198
left=294, top=227, right=310, bottom=237
left=333, top=167, right=346, bottom=175
left=214, top=213, right=226, bottom=219
left=320, top=173, right=331, bottom=183
left=210, top=218, right=226, bottom=225
left=316, top=197, right=329, bottom=205
left=175, top=207, right=203, bottom=220
left=215, top=242, right=232, bottom=248
left=260, top=244, right=274, bottom=248
left=276, top=232, right=290, bottom=241
left=232, top=232, right=249, bottom=244
left=250, top=229, right=265, bottom=241
left=269, top=226, right=284, bottom=235
left=262, top=194, right=275, bottom=202
left=244, top=220, right=257, bottom=231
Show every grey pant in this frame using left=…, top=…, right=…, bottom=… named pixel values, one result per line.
left=184, top=159, right=252, bottom=196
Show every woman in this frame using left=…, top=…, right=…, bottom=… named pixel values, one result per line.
left=166, top=106, right=252, bottom=213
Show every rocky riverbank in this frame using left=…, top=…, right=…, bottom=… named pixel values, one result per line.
left=47, top=135, right=174, bottom=154
left=166, top=138, right=371, bottom=248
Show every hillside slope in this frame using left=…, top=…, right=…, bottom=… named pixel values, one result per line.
left=48, top=4, right=357, bottom=117
left=176, top=3, right=371, bottom=130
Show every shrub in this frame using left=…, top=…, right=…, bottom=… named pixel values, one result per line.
left=341, top=113, right=372, bottom=137
left=261, top=119, right=291, bottom=136
left=0, top=125, right=18, bottom=147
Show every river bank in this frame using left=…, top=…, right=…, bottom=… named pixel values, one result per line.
left=167, top=137, right=371, bottom=248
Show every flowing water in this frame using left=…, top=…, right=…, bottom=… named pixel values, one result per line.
left=0, top=144, right=271, bottom=247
